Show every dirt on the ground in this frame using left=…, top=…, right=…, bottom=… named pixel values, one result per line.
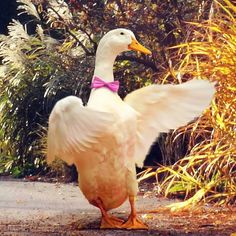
left=0, top=179, right=235, bottom=236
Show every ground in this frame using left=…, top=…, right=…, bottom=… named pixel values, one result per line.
left=0, top=179, right=235, bottom=236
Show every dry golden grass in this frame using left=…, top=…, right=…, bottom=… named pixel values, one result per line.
left=140, top=0, right=236, bottom=209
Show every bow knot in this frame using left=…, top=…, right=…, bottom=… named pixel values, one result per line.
left=91, top=76, right=119, bottom=93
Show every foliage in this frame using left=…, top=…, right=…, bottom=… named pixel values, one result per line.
left=0, top=0, right=212, bottom=176
left=0, top=2, right=93, bottom=176
left=0, top=20, right=54, bottom=176
left=141, top=0, right=236, bottom=208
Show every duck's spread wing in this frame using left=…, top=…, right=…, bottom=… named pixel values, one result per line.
left=124, top=79, right=215, bottom=167
left=47, top=96, right=113, bottom=165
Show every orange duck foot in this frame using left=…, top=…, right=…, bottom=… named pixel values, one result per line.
left=100, top=215, right=124, bottom=229
left=120, top=195, right=148, bottom=230
left=121, top=215, right=148, bottom=230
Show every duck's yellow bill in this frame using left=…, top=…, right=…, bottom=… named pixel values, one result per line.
left=128, top=38, right=151, bottom=55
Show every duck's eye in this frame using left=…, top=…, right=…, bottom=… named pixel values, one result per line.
left=120, top=32, right=125, bottom=35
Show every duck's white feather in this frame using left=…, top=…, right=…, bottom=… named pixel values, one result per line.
left=47, top=95, right=114, bottom=165
left=124, top=79, right=215, bottom=167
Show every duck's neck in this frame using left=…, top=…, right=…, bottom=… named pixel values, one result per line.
left=93, top=50, right=117, bottom=82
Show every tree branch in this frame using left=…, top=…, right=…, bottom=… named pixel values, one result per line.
left=47, top=6, right=93, bottom=55
left=76, top=26, right=97, bottom=53
left=46, top=7, right=158, bottom=71
left=117, top=55, right=158, bottom=72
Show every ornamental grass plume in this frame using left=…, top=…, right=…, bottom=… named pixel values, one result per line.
left=144, top=0, right=236, bottom=209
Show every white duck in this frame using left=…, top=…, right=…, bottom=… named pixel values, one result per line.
left=47, top=28, right=215, bottom=229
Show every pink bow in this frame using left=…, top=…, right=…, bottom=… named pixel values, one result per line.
left=91, top=76, right=120, bottom=93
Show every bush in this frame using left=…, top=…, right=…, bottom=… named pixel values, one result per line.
left=145, top=0, right=236, bottom=208
left=0, top=0, right=95, bottom=176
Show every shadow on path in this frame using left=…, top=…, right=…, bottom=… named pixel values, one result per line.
left=0, top=180, right=235, bottom=235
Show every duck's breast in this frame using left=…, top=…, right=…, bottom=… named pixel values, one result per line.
left=75, top=90, right=138, bottom=210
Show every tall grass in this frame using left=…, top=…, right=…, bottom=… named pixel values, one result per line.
left=146, top=0, right=236, bottom=208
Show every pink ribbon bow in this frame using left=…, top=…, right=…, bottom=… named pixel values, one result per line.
left=91, top=76, right=120, bottom=93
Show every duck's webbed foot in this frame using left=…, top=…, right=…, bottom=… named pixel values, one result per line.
left=121, top=214, right=147, bottom=229
left=121, top=196, right=148, bottom=230
left=101, top=215, right=124, bottom=229
left=91, top=198, right=124, bottom=229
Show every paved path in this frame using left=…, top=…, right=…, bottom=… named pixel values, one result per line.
left=0, top=180, right=235, bottom=236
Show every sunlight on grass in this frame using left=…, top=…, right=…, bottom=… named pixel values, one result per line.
left=141, top=0, right=236, bottom=209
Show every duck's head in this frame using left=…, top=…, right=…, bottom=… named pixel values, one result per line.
left=96, top=28, right=151, bottom=57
